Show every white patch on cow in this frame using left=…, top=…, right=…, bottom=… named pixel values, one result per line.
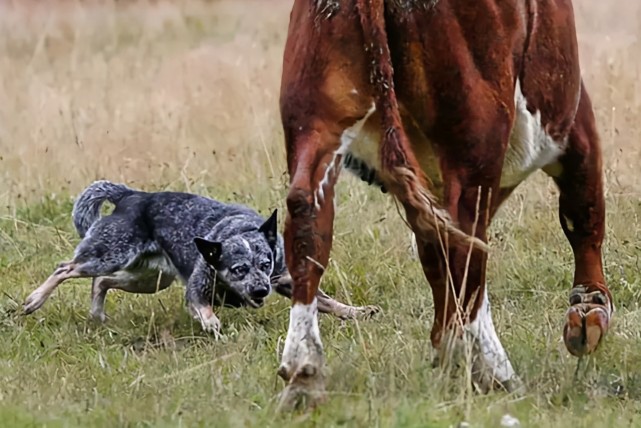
left=279, top=298, right=323, bottom=377
left=409, top=232, right=419, bottom=260
left=314, top=103, right=377, bottom=210
left=501, top=79, right=566, bottom=188
left=464, top=291, right=516, bottom=387
left=345, top=112, right=382, bottom=172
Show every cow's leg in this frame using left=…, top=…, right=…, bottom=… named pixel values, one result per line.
left=276, top=135, right=337, bottom=410
left=550, top=86, right=612, bottom=357
left=276, top=123, right=358, bottom=410
left=409, top=180, right=520, bottom=393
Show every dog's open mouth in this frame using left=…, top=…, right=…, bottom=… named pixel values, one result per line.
left=216, top=289, right=265, bottom=309
left=245, top=296, right=265, bottom=308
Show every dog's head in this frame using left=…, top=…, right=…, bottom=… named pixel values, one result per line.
left=194, top=209, right=279, bottom=308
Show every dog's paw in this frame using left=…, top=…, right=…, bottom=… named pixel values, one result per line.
left=350, top=305, right=381, bottom=320
left=188, top=303, right=222, bottom=338
left=88, top=309, right=107, bottom=324
left=199, top=313, right=222, bottom=338
left=23, top=290, right=48, bottom=315
left=336, top=304, right=382, bottom=321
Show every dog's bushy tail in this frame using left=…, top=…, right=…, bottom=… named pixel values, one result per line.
left=72, top=180, right=133, bottom=238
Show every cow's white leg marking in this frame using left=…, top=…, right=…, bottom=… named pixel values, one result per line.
left=439, top=292, right=520, bottom=392
left=279, top=298, right=323, bottom=378
left=277, top=299, right=327, bottom=410
left=314, top=103, right=376, bottom=210
left=465, top=292, right=517, bottom=390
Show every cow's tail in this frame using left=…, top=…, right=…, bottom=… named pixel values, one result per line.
left=72, top=180, right=133, bottom=238
left=355, top=0, right=488, bottom=252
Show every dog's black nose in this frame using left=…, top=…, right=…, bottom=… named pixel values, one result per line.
left=251, top=285, right=270, bottom=299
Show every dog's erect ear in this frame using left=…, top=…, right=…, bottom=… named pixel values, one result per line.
left=194, top=237, right=222, bottom=266
left=258, top=209, right=278, bottom=250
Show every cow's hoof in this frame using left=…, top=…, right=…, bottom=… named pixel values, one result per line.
left=564, top=305, right=610, bottom=357
left=276, top=364, right=326, bottom=412
left=563, top=285, right=612, bottom=357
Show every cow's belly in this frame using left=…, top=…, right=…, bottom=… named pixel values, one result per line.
left=343, top=81, right=567, bottom=197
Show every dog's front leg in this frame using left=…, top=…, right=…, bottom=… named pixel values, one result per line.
left=188, top=302, right=221, bottom=337
left=273, top=273, right=380, bottom=321
left=186, top=269, right=221, bottom=338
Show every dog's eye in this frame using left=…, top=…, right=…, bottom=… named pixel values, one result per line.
left=231, top=265, right=249, bottom=276
left=260, top=261, right=271, bottom=271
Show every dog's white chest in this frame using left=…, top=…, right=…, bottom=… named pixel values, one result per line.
left=500, top=80, right=565, bottom=188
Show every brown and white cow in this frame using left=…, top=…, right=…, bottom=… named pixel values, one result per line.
left=276, top=0, right=613, bottom=409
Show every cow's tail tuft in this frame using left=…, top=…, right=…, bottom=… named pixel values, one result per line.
left=354, top=0, right=488, bottom=252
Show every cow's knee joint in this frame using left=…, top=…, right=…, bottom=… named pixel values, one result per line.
left=286, top=188, right=314, bottom=215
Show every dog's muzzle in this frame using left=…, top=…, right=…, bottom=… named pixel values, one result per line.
left=246, top=284, right=270, bottom=308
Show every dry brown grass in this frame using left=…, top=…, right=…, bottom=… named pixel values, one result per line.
left=0, top=0, right=291, bottom=208
left=0, top=0, right=638, bottom=208
left=574, top=1, right=641, bottom=192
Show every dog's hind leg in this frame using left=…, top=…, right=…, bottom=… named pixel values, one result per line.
left=24, top=234, right=144, bottom=315
left=23, top=261, right=87, bottom=314
left=274, top=274, right=380, bottom=320
left=90, top=271, right=176, bottom=322
left=89, top=277, right=114, bottom=322
left=315, top=289, right=381, bottom=320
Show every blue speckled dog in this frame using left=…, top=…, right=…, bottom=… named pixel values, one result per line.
left=23, top=181, right=377, bottom=334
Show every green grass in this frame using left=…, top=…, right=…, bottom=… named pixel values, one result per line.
left=1, top=176, right=641, bottom=427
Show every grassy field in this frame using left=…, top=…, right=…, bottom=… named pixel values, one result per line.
left=1, top=1, right=640, bottom=426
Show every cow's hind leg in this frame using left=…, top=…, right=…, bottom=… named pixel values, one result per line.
left=550, top=84, right=612, bottom=357
left=409, top=184, right=520, bottom=394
